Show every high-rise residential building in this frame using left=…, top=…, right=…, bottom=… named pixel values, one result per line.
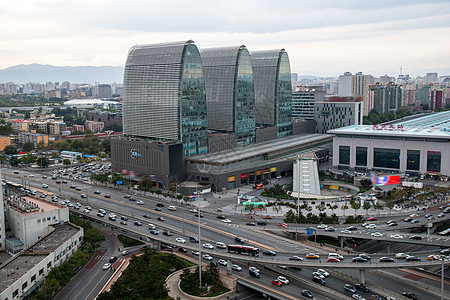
left=429, top=87, right=444, bottom=110
left=292, top=86, right=325, bottom=120
left=251, top=49, right=293, bottom=138
left=352, top=72, right=375, bottom=116
left=379, top=75, right=395, bottom=84
left=368, top=83, right=402, bottom=114
left=314, top=96, right=363, bottom=134
left=401, top=83, right=416, bottom=106
left=200, top=45, right=255, bottom=146
left=122, top=40, right=208, bottom=157
left=424, top=72, right=439, bottom=84
left=338, top=72, right=352, bottom=96
left=96, top=84, right=112, bottom=98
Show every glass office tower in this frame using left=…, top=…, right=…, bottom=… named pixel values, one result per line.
left=251, top=49, right=292, bottom=138
left=200, top=45, right=256, bottom=146
left=123, top=40, right=208, bottom=157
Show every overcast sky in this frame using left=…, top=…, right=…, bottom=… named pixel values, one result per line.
left=1, top=0, right=449, bottom=77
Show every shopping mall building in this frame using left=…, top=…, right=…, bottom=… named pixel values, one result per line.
left=329, top=111, right=450, bottom=177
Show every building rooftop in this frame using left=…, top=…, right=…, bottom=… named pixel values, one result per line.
left=6, top=195, right=62, bottom=215
left=187, top=134, right=333, bottom=165
left=0, top=223, right=81, bottom=292
left=329, top=111, right=450, bottom=139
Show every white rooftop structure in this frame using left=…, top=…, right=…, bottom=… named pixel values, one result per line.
left=329, top=111, right=450, bottom=139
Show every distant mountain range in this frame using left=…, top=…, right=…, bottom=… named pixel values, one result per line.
left=0, top=64, right=124, bottom=84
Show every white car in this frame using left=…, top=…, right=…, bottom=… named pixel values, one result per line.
left=365, top=224, right=376, bottom=229
left=277, top=276, right=289, bottom=285
left=312, top=272, right=325, bottom=279
left=371, top=232, right=383, bottom=237
left=203, top=243, right=214, bottom=249
left=410, top=213, right=419, bottom=217
left=352, top=294, right=366, bottom=300
left=232, top=264, right=242, bottom=271
left=216, top=242, right=227, bottom=249
left=341, top=230, right=351, bottom=234
left=42, top=184, right=48, bottom=188
left=176, top=238, right=186, bottom=244
left=317, top=224, right=327, bottom=229
left=136, top=200, right=144, bottom=205
left=190, top=209, right=198, bottom=213
left=395, top=252, right=408, bottom=259
left=202, top=254, right=213, bottom=261
left=317, top=269, right=329, bottom=277
left=221, top=219, right=231, bottom=223
left=102, top=263, right=111, bottom=270
left=192, top=250, right=199, bottom=256
left=217, top=259, right=227, bottom=266
left=390, top=234, right=403, bottom=239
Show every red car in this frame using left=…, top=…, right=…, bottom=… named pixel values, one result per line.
left=327, top=257, right=340, bottom=262
left=278, top=223, right=288, bottom=228
left=271, top=279, right=282, bottom=286
left=70, top=185, right=76, bottom=189
left=104, top=194, right=111, bottom=198
left=157, top=216, right=165, bottom=221
left=367, top=217, right=377, bottom=221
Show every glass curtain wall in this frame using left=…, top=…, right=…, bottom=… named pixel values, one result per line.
left=181, top=44, right=208, bottom=156
left=406, top=150, right=420, bottom=171
left=339, top=146, right=350, bottom=165
left=373, top=148, right=400, bottom=169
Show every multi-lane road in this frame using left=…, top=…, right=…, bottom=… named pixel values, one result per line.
left=3, top=166, right=450, bottom=299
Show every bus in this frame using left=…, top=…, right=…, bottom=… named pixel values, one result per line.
left=227, top=245, right=259, bottom=256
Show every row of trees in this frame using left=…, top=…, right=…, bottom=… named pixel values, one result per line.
left=30, top=214, right=105, bottom=300
left=284, top=210, right=340, bottom=224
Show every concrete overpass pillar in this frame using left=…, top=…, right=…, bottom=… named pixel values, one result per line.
left=386, top=241, right=390, bottom=254
left=156, top=240, right=161, bottom=251
left=359, top=269, right=366, bottom=284
left=427, top=227, right=431, bottom=235
left=338, top=236, right=344, bottom=248
left=227, top=259, right=232, bottom=275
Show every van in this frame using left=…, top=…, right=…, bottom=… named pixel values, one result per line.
left=148, top=224, right=156, bottom=230
left=189, top=236, right=199, bottom=243
left=168, top=206, right=176, bottom=211
left=216, top=242, right=227, bottom=249
left=328, top=253, right=344, bottom=260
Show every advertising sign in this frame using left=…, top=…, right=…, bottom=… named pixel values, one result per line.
left=371, top=174, right=401, bottom=186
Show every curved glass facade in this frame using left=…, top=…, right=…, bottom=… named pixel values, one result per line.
left=181, top=44, right=208, bottom=156
left=123, top=40, right=208, bottom=157
left=200, top=46, right=256, bottom=146
left=251, top=49, right=292, bottom=138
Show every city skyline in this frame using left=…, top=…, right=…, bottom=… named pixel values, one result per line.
left=1, top=0, right=449, bottom=77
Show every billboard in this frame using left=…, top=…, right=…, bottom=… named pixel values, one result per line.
left=371, top=174, right=401, bottom=186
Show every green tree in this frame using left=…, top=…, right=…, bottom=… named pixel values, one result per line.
left=350, top=200, right=361, bottom=215
left=63, top=158, right=71, bottom=165
left=316, top=204, right=326, bottom=213
left=23, top=141, right=34, bottom=152
left=21, top=152, right=37, bottom=165
left=36, top=156, right=50, bottom=168
left=386, top=200, right=395, bottom=215
left=51, top=152, right=60, bottom=159
left=83, top=229, right=105, bottom=248
left=4, top=144, right=18, bottom=155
